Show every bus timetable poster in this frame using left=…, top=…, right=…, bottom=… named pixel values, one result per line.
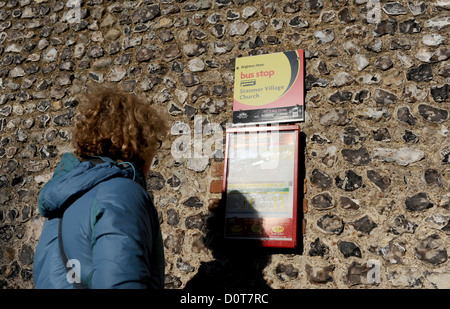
left=233, top=50, right=305, bottom=125
left=222, top=125, right=300, bottom=248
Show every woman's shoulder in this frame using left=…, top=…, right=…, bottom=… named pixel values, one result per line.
left=90, top=177, right=156, bottom=231
left=94, top=177, right=152, bottom=211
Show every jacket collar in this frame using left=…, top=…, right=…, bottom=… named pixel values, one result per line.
left=38, top=153, right=146, bottom=218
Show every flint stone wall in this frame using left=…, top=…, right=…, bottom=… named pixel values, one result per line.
left=0, top=0, right=449, bottom=289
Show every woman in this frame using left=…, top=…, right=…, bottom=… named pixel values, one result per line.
left=33, top=86, right=167, bottom=289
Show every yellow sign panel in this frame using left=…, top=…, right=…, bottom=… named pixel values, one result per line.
left=232, top=50, right=305, bottom=125
left=235, top=56, right=292, bottom=106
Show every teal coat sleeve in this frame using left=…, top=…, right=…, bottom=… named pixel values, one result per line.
left=89, top=178, right=160, bottom=289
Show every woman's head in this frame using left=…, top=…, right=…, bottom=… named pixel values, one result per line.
left=72, top=86, right=168, bottom=174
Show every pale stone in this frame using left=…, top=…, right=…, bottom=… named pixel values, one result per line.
left=10, top=67, right=25, bottom=78
left=105, top=28, right=121, bottom=41
left=397, top=51, right=414, bottom=68
left=422, top=34, right=446, bottom=46
left=106, top=66, right=126, bottom=82
left=252, top=20, right=267, bottom=32
left=424, top=214, right=450, bottom=234
left=43, top=47, right=58, bottom=62
left=27, top=217, right=45, bottom=243
left=332, top=72, right=354, bottom=87
left=23, top=160, right=49, bottom=172
left=319, top=109, right=349, bottom=126
left=5, top=44, right=21, bottom=53
left=354, top=54, right=369, bottom=71
left=188, top=58, right=205, bottom=72
left=359, top=73, right=381, bottom=84
left=343, top=41, right=360, bottom=55
left=242, top=7, right=257, bottom=19
left=27, top=53, right=40, bottom=62
left=34, top=172, right=52, bottom=184
left=433, top=0, right=450, bottom=10
left=73, top=43, right=86, bottom=59
left=415, top=49, right=433, bottom=62
left=424, top=16, right=450, bottom=31
left=314, top=29, right=334, bottom=44
left=373, top=148, right=425, bottom=166
left=229, top=20, right=249, bottom=36
left=403, top=84, right=427, bottom=102
left=387, top=267, right=423, bottom=288
left=187, top=154, right=209, bottom=172
left=92, top=58, right=113, bottom=69
left=175, top=89, right=188, bottom=104
left=426, top=272, right=450, bottom=289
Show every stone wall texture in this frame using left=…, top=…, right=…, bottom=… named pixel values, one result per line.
left=0, top=0, right=449, bottom=289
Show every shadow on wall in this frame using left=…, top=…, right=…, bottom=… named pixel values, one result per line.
left=185, top=193, right=272, bottom=290
left=185, top=131, right=306, bottom=289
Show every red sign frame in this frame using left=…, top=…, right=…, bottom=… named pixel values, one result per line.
left=222, top=125, right=300, bottom=248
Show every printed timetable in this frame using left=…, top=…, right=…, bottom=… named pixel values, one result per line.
left=222, top=125, right=300, bottom=248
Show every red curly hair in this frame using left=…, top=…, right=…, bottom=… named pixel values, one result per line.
left=72, top=86, right=168, bottom=171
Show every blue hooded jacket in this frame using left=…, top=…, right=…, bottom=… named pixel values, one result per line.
left=33, top=153, right=165, bottom=289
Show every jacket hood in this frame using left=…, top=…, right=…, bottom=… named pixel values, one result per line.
left=38, top=153, right=136, bottom=218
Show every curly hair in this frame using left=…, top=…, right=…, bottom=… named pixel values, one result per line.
left=72, top=86, right=168, bottom=170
